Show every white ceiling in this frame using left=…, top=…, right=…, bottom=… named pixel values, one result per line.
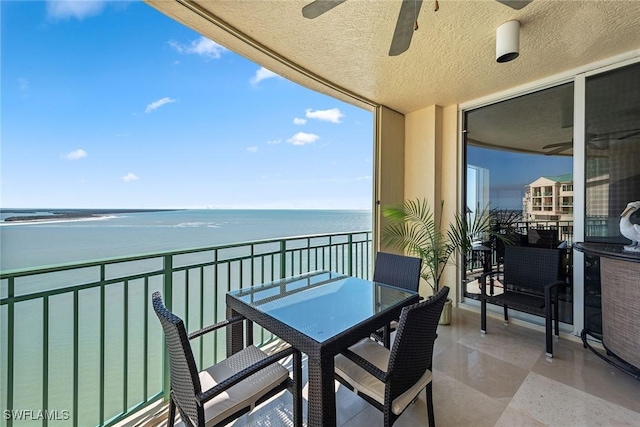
left=146, top=0, right=640, bottom=115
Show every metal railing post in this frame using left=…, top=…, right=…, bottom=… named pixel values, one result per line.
left=279, top=240, right=287, bottom=279
left=347, top=234, right=353, bottom=276
left=6, top=278, right=15, bottom=427
left=162, top=254, right=173, bottom=402
left=0, top=230, right=374, bottom=427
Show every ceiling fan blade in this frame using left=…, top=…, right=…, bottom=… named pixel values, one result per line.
left=587, top=140, right=610, bottom=150
left=389, top=0, right=423, bottom=56
left=302, top=0, right=347, bottom=19
left=545, top=146, right=572, bottom=155
left=618, top=130, right=640, bottom=140
left=495, top=0, right=533, bottom=10
left=542, top=141, right=572, bottom=150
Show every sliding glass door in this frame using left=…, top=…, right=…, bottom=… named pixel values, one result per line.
left=583, top=62, right=640, bottom=335
left=463, top=83, right=575, bottom=325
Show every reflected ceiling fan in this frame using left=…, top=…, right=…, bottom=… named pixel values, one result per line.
left=302, top=0, right=533, bottom=56
left=542, top=128, right=640, bottom=155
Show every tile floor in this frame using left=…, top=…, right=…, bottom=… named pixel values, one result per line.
left=146, top=307, right=640, bottom=427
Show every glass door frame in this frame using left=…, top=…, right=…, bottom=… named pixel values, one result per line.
left=458, top=53, right=640, bottom=336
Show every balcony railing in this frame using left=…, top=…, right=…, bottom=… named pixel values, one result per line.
left=0, top=231, right=372, bottom=427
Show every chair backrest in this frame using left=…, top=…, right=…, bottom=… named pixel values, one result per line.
left=386, top=286, right=449, bottom=402
left=503, top=246, right=563, bottom=294
left=373, top=252, right=422, bottom=292
left=527, top=228, right=559, bottom=248
left=152, top=292, right=203, bottom=426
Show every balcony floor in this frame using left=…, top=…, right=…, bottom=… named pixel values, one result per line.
left=147, top=307, right=640, bottom=427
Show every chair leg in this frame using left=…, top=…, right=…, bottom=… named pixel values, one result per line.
left=481, top=294, right=487, bottom=333
left=167, top=396, right=176, bottom=427
left=554, top=297, right=560, bottom=338
left=503, top=305, right=509, bottom=324
left=426, top=382, right=435, bottom=427
left=545, top=293, right=553, bottom=358
left=292, top=350, right=303, bottom=427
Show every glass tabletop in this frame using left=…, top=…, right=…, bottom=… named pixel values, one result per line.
left=227, top=271, right=418, bottom=343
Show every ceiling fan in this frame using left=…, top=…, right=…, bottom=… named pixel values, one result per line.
left=302, top=0, right=534, bottom=56
left=542, top=128, right=640, bottom=155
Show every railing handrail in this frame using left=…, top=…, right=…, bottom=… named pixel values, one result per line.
left=0, top=230, right=373, bottom=427
left=0, top=229, right=372, bottom=279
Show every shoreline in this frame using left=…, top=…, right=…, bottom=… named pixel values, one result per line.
left=0, top=215, right=118, bottom=226
left=0, top=208, right=179, bottom=225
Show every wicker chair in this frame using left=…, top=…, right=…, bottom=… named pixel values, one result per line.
left=335, top=286, right=449, bottom=427
left=373, top=252, right=422, bottom=292
left=152, top=292, right=302, bottom=427
left=480, top=245, right=568, bottom=357
left=371, top=252, right=422, bottom=347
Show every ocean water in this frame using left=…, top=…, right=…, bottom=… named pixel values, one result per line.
left=0, top=209, right=372, bottom=270
left=0, top=209, right=372, bottom=426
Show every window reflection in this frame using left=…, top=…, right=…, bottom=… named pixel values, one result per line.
left=463, top=83, right=574, bottom=324
left=585, top=62, right=640, bottom=241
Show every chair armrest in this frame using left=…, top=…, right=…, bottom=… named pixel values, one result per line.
left=544, top=280, right=568, bottom=309
left=197, top=346, right=299, bottom=405
left=188, top=315, right=246, bottom=340
left=544, top=280, right=568, bottom=293
left=341, top=348, right=388, bottom=382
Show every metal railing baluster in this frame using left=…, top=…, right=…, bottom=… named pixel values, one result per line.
left=0, top=231, right=373, bottom=426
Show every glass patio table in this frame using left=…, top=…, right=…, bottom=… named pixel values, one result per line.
left=226, top=270, right=420, bottom=427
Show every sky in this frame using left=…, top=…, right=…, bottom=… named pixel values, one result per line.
left=468, top=146, right=573, bottom=210
left=1, top=0, right=374, bottom=210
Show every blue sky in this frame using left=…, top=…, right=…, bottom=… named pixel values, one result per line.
left=468, top=146, right=573, bottom=210
left=1, top=0, right=374, bottom=210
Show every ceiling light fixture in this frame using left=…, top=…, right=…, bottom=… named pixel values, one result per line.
left=496, top=20, right=520, bottom=63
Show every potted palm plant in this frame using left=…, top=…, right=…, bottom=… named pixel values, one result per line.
left=381, top=198, right=496, bottom=324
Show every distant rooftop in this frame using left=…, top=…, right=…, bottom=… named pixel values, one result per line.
left=542, top=173, right=573, bottom=183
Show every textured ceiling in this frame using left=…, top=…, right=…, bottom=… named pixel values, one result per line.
left=146, top=0, right=640, bottom=115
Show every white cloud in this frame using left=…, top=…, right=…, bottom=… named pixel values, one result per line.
left=62, top=149, right=87, bottom=160
left=287, top=132, right=319, bottom=146
left=18, top=78, right=29, bottom=93
left=267, top=139, right=282, bottom=145
left=305, top=108, right=345, bottom=123
left=145, top=97, right=176, bottom=113
left=121, top=172, right=138, bottom=182
left=251, top=67, right=281, bottom=85
left=247, top=146, right=258, bottom=153
left=357, top=175, right=372, bottom=181
left=293, top=117, right=307, bottom=125
left=168, top=37, right=226, bottom=60
left=46, top=0, right=107, bottom=20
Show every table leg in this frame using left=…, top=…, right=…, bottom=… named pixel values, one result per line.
left=307, top=353, right=337, bottom=427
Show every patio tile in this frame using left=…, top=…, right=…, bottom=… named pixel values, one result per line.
left=456, top=318, right=546, bottom=371
left=145, top=307, right=640, bottom=427
left=433, top=341, right=529, bottom=399
left=507, top=371, right=640, bottom=426
left=532, top=338, right=640, bottom=413
left=431, top=371, right=509, bottom=427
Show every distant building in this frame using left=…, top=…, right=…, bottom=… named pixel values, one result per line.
left=523, top=174, right=574, bottom=221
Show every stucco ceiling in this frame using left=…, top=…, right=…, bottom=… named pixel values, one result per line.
left=146, top=0, right=640, bottom=115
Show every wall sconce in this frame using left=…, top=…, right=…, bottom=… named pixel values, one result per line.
left=496, top=20, right=520, bottom=63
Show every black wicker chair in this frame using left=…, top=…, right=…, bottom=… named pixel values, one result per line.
left=373, top=252, right=422, bottom=292
left=371, top=252, right=422, bottom=347
left=152, top=292, right=302, bottom=427
left=335, top=286, right=449, bottom=427
left=480, top=245, right=568, bottom=357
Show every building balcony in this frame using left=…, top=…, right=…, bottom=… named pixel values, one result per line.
left=2, top=229, right=638, bottom=427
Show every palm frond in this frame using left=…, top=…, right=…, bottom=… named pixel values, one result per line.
left=382, top=198, right=499, bottom=293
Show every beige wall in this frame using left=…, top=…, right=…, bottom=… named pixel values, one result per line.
left=403, top=104, right=460, bottom=301
left=374, top=106, right=406, bottom=255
